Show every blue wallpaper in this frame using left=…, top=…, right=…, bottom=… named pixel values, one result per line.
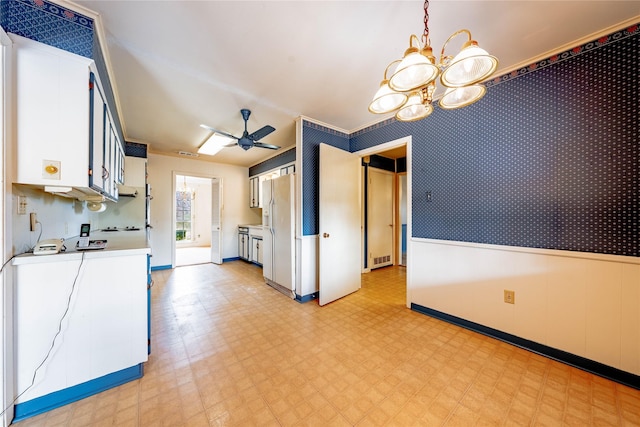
left=344, top=26, right=639, bottom=257
left=301, top=121, right=349, bottom=235
left=0, top=0, right=93, bottom=57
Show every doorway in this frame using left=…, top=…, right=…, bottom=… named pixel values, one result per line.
left=354, top=137, right=411, bottom=305
left=362, top=143, right=408, bottom=272
left=317, top=136, right=411, bottom=306
left=173, top=174, right=222, bottom=267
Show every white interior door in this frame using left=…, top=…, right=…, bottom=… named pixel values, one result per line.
left=319, top=143, right=361, bottom=305
left=368, top=168, right=394, bottom=269
left=210, top=178, right=222, bottom=264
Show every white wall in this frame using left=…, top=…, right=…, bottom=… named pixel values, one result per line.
left=408, top=239, right=640, bottom=375
left=11, top=185, right=91, bottom=255
left=147, top=153, right=260, bottom=268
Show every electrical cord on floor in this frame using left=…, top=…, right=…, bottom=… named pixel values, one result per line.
left=0, top=251, right=86, bottom=418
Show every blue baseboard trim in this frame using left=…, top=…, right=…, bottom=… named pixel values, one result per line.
left=223, top=257, right=240, bottom=262
left=296, top=292, right=318, bottom=303
left=150, top=265, right=171, bottom=271
left=411, top=303, right=640, bottom=390
left=13, top=363, right=144, bottom=422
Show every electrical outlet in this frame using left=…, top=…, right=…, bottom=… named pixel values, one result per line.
left=504, top=290, right=515, bottom=304
left=30, top=212, right=37, bottom=232
left=17, top=196, right=27, bottom=215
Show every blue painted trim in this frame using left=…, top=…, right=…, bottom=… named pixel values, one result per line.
left=295, top=293, right=318, bottom=303
left=150, top=265, right=171, bottom=271
left=13, top=363, right=144, bottom=422
left=411, top=303, right=640, bottom=390
left=223, top=257, right=240, bottom=262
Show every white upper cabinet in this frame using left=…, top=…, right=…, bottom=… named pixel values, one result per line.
left=12, top=33, right=123, bottom=201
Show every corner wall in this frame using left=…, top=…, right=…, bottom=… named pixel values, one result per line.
left=350, top=24, right=640, bottom=379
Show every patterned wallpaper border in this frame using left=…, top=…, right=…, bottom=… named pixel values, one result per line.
left=15, top=0, right=93, bottom=29
left=303, top=120, right=349, bottom=139
left=353, top=23, right=640, bottom=138
left=485, top=23, right=639, bottom=88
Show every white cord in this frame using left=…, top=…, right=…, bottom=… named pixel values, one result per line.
left=0, top=252, right=85, bottom=417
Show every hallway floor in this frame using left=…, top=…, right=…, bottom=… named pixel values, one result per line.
left=15, top=262, right=640, bottom=426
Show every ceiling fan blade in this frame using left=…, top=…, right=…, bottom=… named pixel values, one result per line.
left=199, top=124, right=239, bottom=140
left=253, top=142, right=281, bottom=150
left=248, top=125, right=275, bottom=141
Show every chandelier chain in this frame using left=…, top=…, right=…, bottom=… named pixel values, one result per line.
left=422, top=0, right=430, bottom=46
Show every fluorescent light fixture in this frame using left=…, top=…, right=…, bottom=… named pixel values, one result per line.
left=197, top=133, right=235, bottom=156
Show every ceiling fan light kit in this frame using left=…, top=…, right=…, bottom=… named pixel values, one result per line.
left=369, top=0, right=498, bottom=122
left=199, top=108, right=280, bottom=155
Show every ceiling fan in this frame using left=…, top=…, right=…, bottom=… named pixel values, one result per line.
left=200, top=109, right=279, bottom=151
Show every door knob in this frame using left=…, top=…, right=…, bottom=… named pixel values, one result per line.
left=323, top=233, right=330, bottom=238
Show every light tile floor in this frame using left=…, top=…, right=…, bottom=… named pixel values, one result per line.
left=175, top=247, right=212, bottom=267
left=15, top=261, right=640, bottom=426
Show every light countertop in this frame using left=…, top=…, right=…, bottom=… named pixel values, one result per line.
left=13, top=230, right=151, bottom=265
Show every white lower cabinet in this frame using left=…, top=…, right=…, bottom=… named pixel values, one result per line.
left=251, top=236, right=263, bottom=266
left=238, top=230, right=250, bottom=261
left=12, top=251, right=148, bottom=418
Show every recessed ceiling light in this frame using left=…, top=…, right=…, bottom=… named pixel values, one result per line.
left=198, top=132, right=235, bottom=156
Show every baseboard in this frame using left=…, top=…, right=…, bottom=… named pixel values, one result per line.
left=13, top=364, right=144, bottom=422
left=150, top=265, right=171, bottom=271
left=223, top=257, right=240, bottom=262
left=411, top=303, right=640, bottom=390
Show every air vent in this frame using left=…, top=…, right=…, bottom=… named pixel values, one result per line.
left=178, top=151, right=199, bottom=157
left=373, top=255, right=391, bottom=265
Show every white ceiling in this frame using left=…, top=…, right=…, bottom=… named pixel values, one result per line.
left=68, top=0, right=640, bottom=167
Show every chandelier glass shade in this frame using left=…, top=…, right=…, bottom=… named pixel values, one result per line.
left=439, top=84, right=486, bottom=110
left=388, top=39, right=439, bottom=92
left=369, top=1, right=498, bottom=122
left=368, top=61, right=409, bottom=114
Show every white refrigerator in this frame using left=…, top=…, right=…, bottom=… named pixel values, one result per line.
left=262, top=173, right=295, bottom=298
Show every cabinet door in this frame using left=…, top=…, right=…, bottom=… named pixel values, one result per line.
left=117, top=142, right=125, bottom=185
left=250, top=177, right=260, bottom=208
left=251, top=237, right=263, bottom=265
left=238, top=234, right=249, bottom=260
left=89, top=72, right=107, bottom=194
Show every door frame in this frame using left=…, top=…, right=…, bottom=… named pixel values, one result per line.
left=1, top=25, right=13, bottom=426
left=366, top=167, right=396, bottom=270
left=171, top=172, right=222, bottom=268
left=354, top=136, right=412, bottom=307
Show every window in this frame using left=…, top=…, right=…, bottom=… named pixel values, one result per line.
left=176, top=190, right=193, bottom=241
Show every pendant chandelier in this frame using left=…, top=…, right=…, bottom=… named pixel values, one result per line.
left=369, top=0, right=498, bottom=122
